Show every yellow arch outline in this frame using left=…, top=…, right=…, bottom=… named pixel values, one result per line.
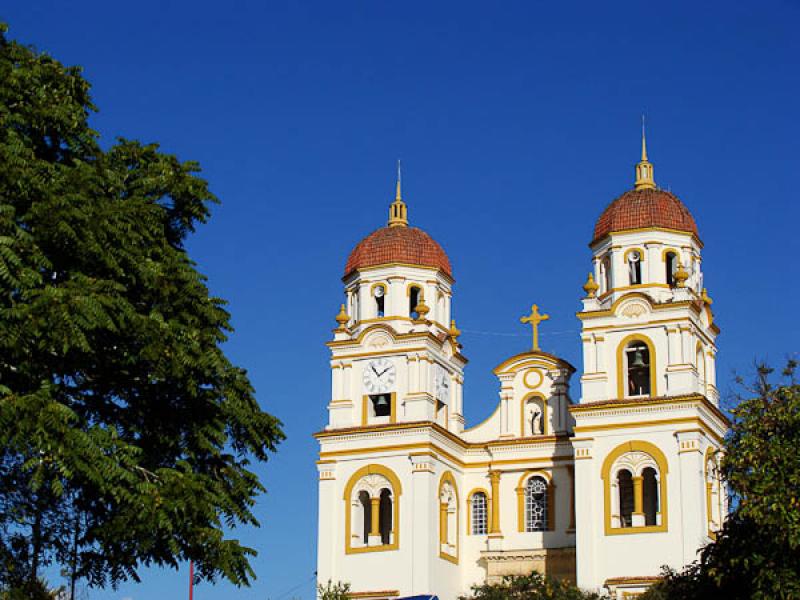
left=438, top=471, right=459, bottom=564
left=601, top=441, right=668, bottom=535
left=343, top=464, right=403, bottom=554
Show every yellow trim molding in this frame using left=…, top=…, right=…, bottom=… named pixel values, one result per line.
left=488, top=471, right=501, bottom=534
left=523, top=369, right=544, bottom=389
left=348, top=591, right=399, bottom=600
left=601, top=441, right=668, bottom=535
left=343, top=464, right=403, bottom=554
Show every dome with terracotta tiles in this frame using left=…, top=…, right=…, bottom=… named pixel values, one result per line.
left=344, top=225, right=452, bottom=278
left=592, top=187, right=699, bottom=243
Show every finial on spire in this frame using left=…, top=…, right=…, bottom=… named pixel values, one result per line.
left=396, top=159, right=402, bottom=200
left=641, top=114, right=648, bottom=161
left=634, top=115, right=656, bottom=190
left=388, top=159, right=408, bottom=227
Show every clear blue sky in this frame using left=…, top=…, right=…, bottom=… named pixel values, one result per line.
left=4, top=1, right=799, bottom=598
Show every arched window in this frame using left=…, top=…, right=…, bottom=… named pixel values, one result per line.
left=601, top=254, right=612, bottom=294
left=525, top=476, right=548, bottom=532
left=626, top=341, right=651, bottom=397
left=470, top=491, right=488, bottom=535
left=409, top=286, right=421, bottom=319
left=373, top=284, right=386, bottom=318
left=617, top=470, right=634, bottom=528
left=603, top=441, right=668, bottom=534
left=379, top=488, right=392, bottom=544
left=665, top=251, right=677, bottom=287
left=642, top=467, right=659, bottom=526
left=627, top=250, right=642, bottom=285
left=344, top=465, right=402, bottom=553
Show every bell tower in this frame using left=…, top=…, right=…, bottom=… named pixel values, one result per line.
left=326, top=171, right=466, bottom=433
left=571, top=131, right=729, bottom=596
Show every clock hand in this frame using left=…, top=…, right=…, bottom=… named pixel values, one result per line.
left=372, top=365, right=380, bottom=377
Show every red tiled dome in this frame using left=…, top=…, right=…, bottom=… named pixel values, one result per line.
left=593, top=188, right=699, bottom=243
left=344, top=226, right=452, bottom=278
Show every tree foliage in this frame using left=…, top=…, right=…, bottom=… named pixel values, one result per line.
left=317, top=579, right=351, bottom=600
left=459, top=571, right=606, bottom=600
left=0, top=22, right=284, bottom=592
left=642, top=361, right=800, bottom=600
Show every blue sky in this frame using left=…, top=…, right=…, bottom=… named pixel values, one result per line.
left=4, top=1, right=799, bottom=598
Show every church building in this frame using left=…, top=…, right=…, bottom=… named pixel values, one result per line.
left=314, top=134, right=729, bottom=599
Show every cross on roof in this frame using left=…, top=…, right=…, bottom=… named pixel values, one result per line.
left=520, top=304, right=549, bottom=352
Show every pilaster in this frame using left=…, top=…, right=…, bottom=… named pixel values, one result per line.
left=573, top=438, right=597, bottom=590
left=675, top=430, right=705, bottom=565
left=410, top=454, right=436, bottom=593
left=316, top=462, right=337, bottom=586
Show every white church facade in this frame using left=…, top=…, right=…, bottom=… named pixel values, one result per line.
left=315, top=137, right=729, bottom=599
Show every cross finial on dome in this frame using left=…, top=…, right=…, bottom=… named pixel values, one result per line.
left=388, top=159, right=408, bottom=227
left=635, top=116, right=656, bottom=191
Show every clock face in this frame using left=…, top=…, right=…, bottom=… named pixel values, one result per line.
left=435, top=365, right=450, bottom=401
left=362, top=358, right=396, bottom=394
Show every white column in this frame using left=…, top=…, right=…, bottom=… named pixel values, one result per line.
left=582, top=336, right=595, bottom=373
left=316, top=463, right=337, bottom=587
left=388, top=276, right=404, bottom=317
left=667, top=327, right=679, bottom=366
left=409, top=354, right=419, bottom=393
left=499, top=390, right=513, bottom=436
left=341, top=363, right=352, bottom=401
left=410, top=455, right=436, bottom=594
left=645, top=242, right=660, bottom=283
left=707, top=351, right=717, bottom=387
left=592, top=256, right=601, bottom=286
left=675, top=431, right=706, bottom=566
left=331, top=363, right=341, bottom=400
left=573, top=440, right=599, bottom=591
left=595, top=336, right=605, bottom=372
left=680, top=326, right=691, bottom=365
left=419, top=357, right=430, bottom=395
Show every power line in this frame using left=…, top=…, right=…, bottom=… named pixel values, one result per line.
left=460, top=328, right=578, bottom=338
left=269, top=573, right=317, bottom=600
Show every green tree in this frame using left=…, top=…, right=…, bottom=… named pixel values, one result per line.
left=317, top=579, right=351, bottom=600
left=0, top=23, right=284, bottom=593
left=459, top=571, right=606, bottom=600
left=642, top=360, right=800, bottom=600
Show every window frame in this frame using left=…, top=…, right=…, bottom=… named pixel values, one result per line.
left=516, top=470, right=555, bottom=532
left=467, top=489, right=490, bottom=536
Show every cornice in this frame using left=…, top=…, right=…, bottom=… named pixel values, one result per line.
left=492, top=351, right=576, bottom=375
left=570, top=393, right=730, bottom=427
